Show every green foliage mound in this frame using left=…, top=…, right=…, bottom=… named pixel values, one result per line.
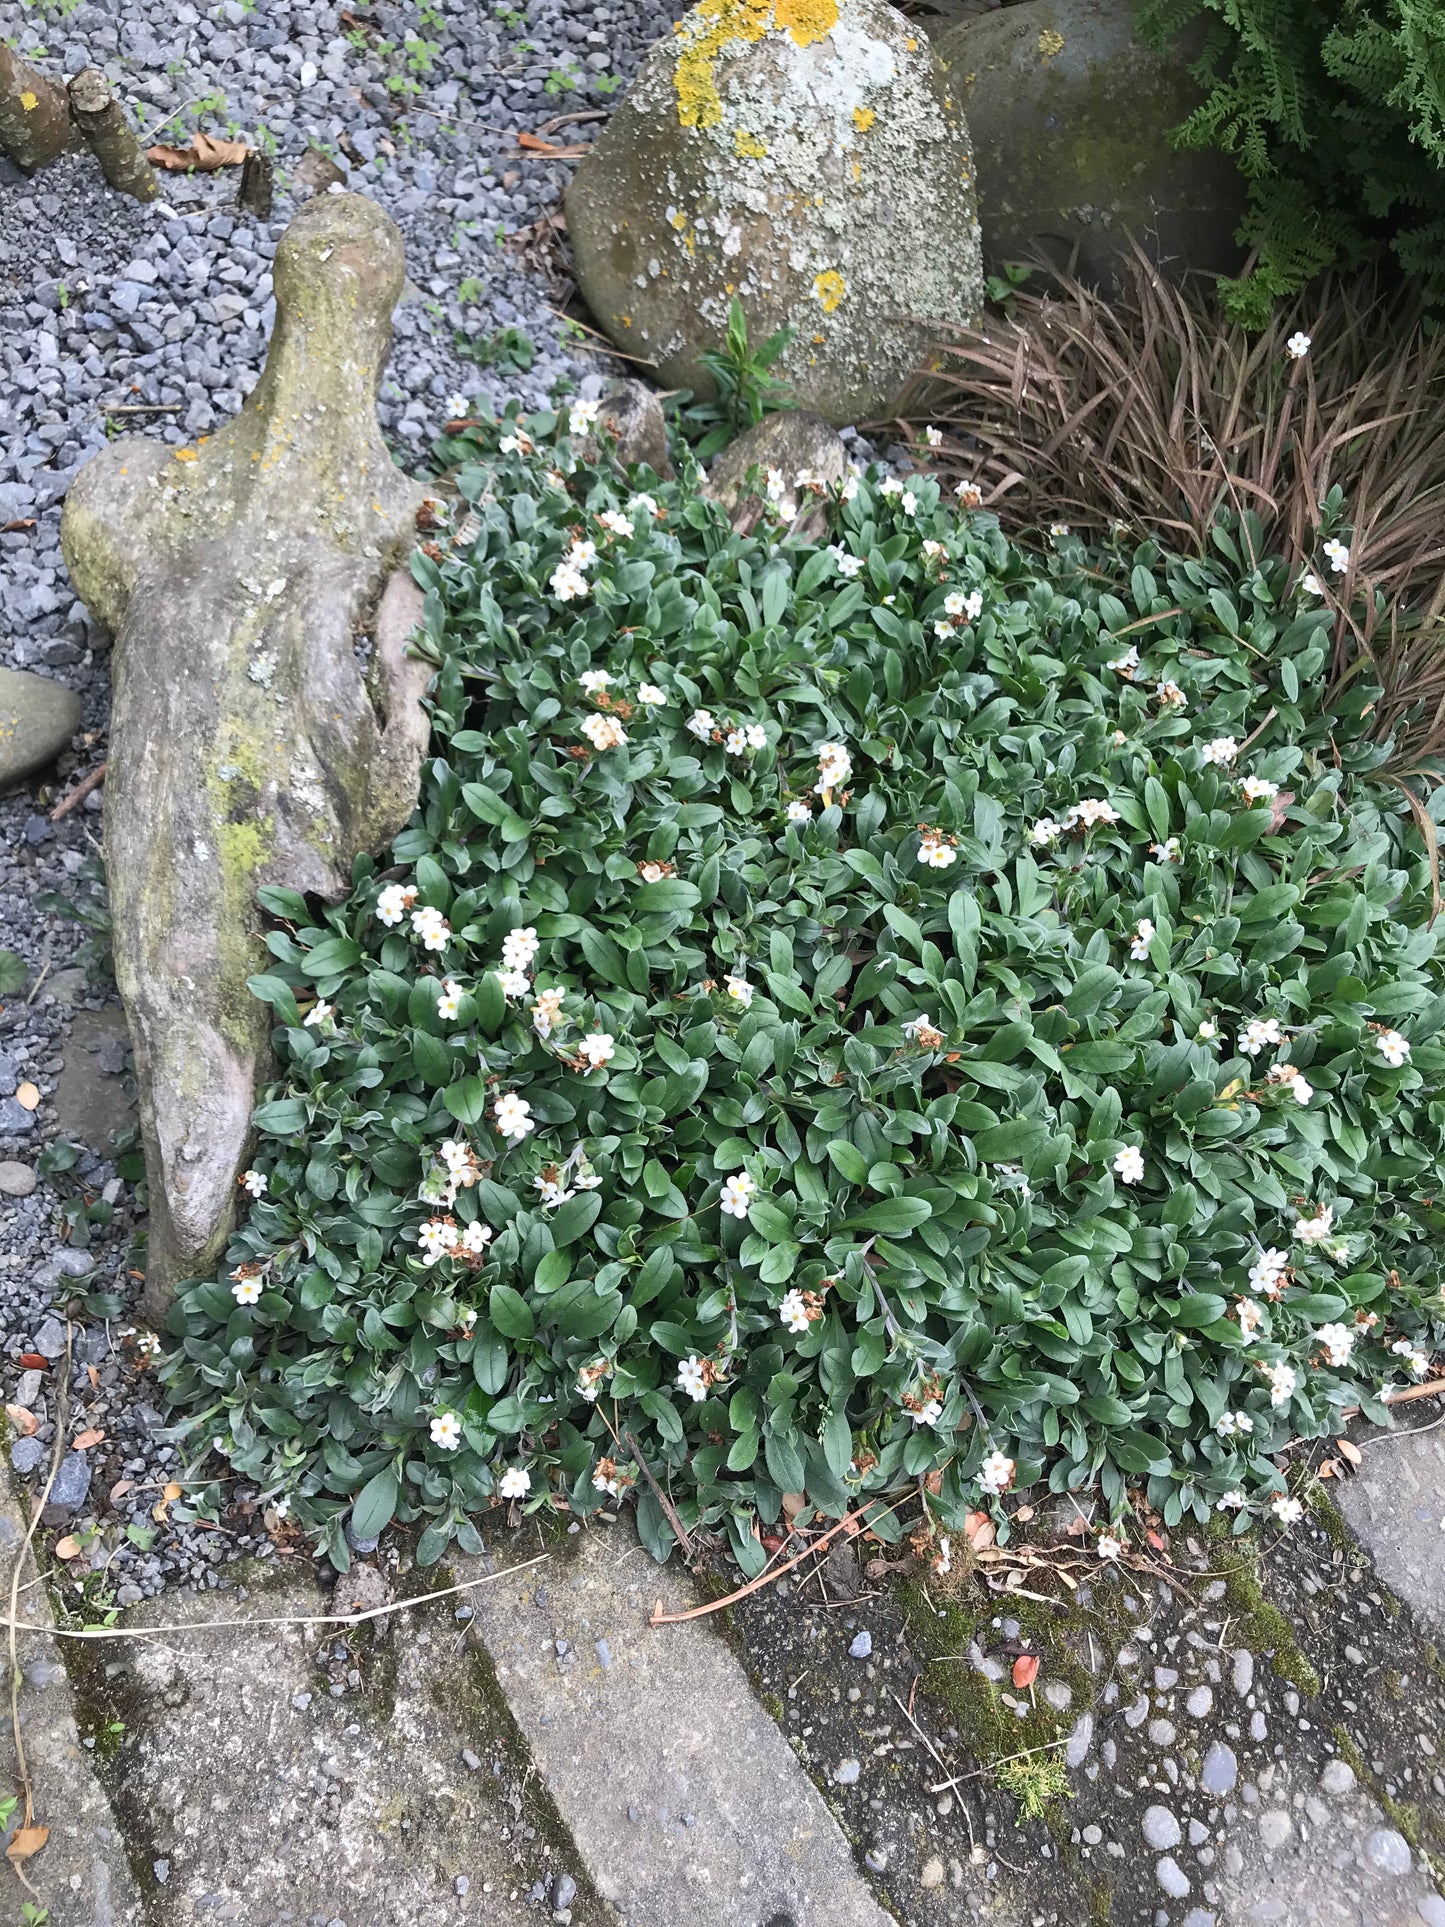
left=1135, top=0, right=1445, bottom=324
left=159, top=408, right=1445, bottom=1571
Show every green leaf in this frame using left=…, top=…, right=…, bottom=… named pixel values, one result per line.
left=489, top=1285, right=535, bottom=1339
left=443, top=1075, right=489, bottom=1124
left=350, top=1468, right=399, bottom=1541
left=825, top=1139, right=868, bottom=1185
left=841, top=1197, right=932, bottom=1235
left=301, top=937, right=362, bottom=979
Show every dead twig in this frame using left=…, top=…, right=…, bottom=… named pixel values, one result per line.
left=49, top=761, right=105, bottom=821
left=623, top=1430, right=694, bottom=1561
left=649, top=1503, right=900, bottom=1628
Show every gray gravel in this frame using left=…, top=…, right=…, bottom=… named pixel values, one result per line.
left=0, top=0, right=675, bottom=1604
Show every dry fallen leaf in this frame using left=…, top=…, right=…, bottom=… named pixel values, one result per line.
left=15, top=1081, right=40, bottom=1111
left=152, top=1478, right=184, bottom=1522
left=4, top=1404, right=38, bottom=1437
left=54, top=1535, right=83, bottom=1560
left=72, top=1427, right=105, bottom=1451
left=780, top=1490, right=806, bottom=1521
left=1319, top=1458, right=1339, bottom=1478
left=6, top=1825, right=49, bottom=1863
left=146, top=132, right=249, bottom=172
left=18, top=1352, right=47, bottom=1371
left=1012, top=1653, right=1040, bottom=1689
left=109, top=1478, right=135, bottom=1503
left=1012, top=1504, right=1035, bottom=1523
left=1336, top=1437, right=1363, bottom=1467
left=963, top=1509, right=996, bottom=1551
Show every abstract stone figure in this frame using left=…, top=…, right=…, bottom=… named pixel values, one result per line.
left=61, top=195, right=432, bottom=1318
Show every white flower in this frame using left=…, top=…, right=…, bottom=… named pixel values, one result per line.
left=597, top=509, right=634, bottom=539
left=913, top=1398, right=943, bottom=1427
left=376, top=882, right=415, bottom=926
left=922, top=540, right=946, bottom=561
left=932, top=1536, right=953, bottom=1576
left=304, top=998, right=334, bottom=1029
left=430, top=1412, right=463, bottom=1451
left=534, top=1175, right=574, bottom=1209
left=978, top=1449, right=1014, bottom=1495
left=1064, top=797, right=1120, bottom=831
left=719, top=1172, right=755, bottom=1218
left=1107, top=645, right=1139, bottom=675
left=744, top=723, right=767, bottom=751
left=1097, top=1534, right=1126, bottom=1560
left=677, top=1355, right=709, bottom=1401
left=1151, top=837, right=1182, bottom=863
left=1266, top=1362, right=1297, bottom=1408
left=581, top=713, right=627, bottom=751
left=1129, top=919, right=1155, bottom=961
left=498, top=432, right=528, bottom=456
left=497, top=968, right=531, bottom=1000
left=922, top=425, right=943, bottom=448
left=1375, top=1029, right=1410, bottom=1068
left=1271, top=1492, right=1304, bottom=1525
left=1157, top=679, right=1187, bottom=708
left=637, top=682, right=667, bottom=706
left=241, top=1169, right=267, bottom=1199
left=1288, top=1072, right=1313, bottom=1105
left=501, top=926, right=540, bottom=972
left=1197, top=1019, right=1219, bottom=1041
left=786, top=799, right=812, bottom=824
left=815, top=742, right=852, bottom=794
left=918, top=833, right=957, bottom=870
left=955, top=480, right=983, bottom=509
left=1249, top=1247, right=1290, bottom=1295
left=494, top=1092, right=534, bottom=1146
left=231, top=1276, right=262, bottom=1306
left=833, top=551, right=865, bottom=579
left=1049, top=522, right=1071, bottom=540
left=1113, top=1145, right=1144, bottom=1186
left=765, top=466, right=789, bottom=502
left=1390, top=1338, right=1430, bottom=1378
left=779, top=1290, right=811, bottom=1334
left=725, top=975, right=753, bottom=1008
left=934, top=619, right=956, bottom=640
left=445, top=392, right=469, bottom=418
left=637, top=862, right=669, bottom=884
left=577, top=1031, right=616, bottom=1070
left=1286, top=331, right=1311, bottom=359
left=1316, top=1323, right=1354, bottom=1367
left=1216, top=1410, right=1255, bottom=1437
left=1239, top=775, right=1279, bottom=804
left=878, top=476, right=905, bottom=498
left=1294, top=1204, right=1334, bottom=1246
left=568, top=397, right=601, bottom=436
left=573, top=1164, right=603, bottom=1191
left=902, top=1014, right=944, bottom=1047
left=725, top=728, right=748, bottom=756
left=794, top=467, right=828, bottom=492
left=998, top=1163, right=1032, bottom=1201
left=687, top=708, right=716, bottom=741
left=1300, top=572, right=1324, bottom=596
left=412, top=905, right=450, bottom=951
left=1201, top=736, right=1239, bottom=767
left=1322, top=536, right=1350, bottom=574
left=1239, top=1017, right=1283, bottom=1057
left=437, top=979, right=463, bottom=1021
left=1237, top=1298, right=1265, bottom=1341
left=498, top=1465, right=531, bottom=1499
left=628, top=493, right=659, bottom=517
left=461, top=1220, right=492, bottom=1254
left=579, top=669, right=612, bottom=694
left=1030, top=818, right=1062, bottom=846
left=1216, top=1490, right=1247, bottom=1511
left=271, top=1494, right=291, bottom=1519
left=418, top=1217, right=459, bottom=1265
left=549, top=560, right=590, bottom=602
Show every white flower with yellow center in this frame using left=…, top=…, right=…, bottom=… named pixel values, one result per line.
left=376, top=882, right=415, bottom=926
left=687, top=708, right=715, bottom=741
left=417, top=1218, right=459, bottom=1265
left=637, top=683, right=667, bottom=706
left=1294, top=1204, right=1334, bottom=1246
left=577, top=1031, right=616, bottom=1071
left=1286, top=331, right=1311, bottom=359
left=241, top=1169, right=267, bottom=1199
left=1239, top=1016, right=1282, bottom=1057
left=1322, top=536, right=1350, bottom=573
left=581, top=713, right=627, bottom=751
left=436, top=979, right=463, bottom=1021
left=1201, top=736, right=1239, bottom=766
left=1249, top=1247, right=1289, bottom=1295
left=779, top=1290, right=811, bottom=1334
left=304, top=998, right=334, bottom=1029
left=1316, top=1323, right=1353, bottom=1366
left=550, top=560, right=590, bottom=602
left=493, top=1092, right=534, bottom=1146
left=1097, top=1534, right=1126, bottom=1560
left=534, top=1175, right=574, bottom=1209
left=1107, top=645, right=1139, bottom=675
left=719, top=1172, right=755, bottom=1218
left=1129, top=919, right=1155, bottom=961
left=597, top=509, right=634, bottom=539
left=725, top=975, right=753, bottom=1008
left=786, top=799, right=812, bottom=824
left=1151, top=837, right=1181, bottom=863
left=1265, top=1361, right=1297, bottom=1407
left=496, top=968, right=530, bottom=1000
left=501, top=926, right=540, bottom=972
left=498, top=1465, right=531, bottom=1499
left=1240, top=775, right=1279, bottom=803
left=232, top=1275, right=262, bottom=1306
left=1271, top=1493, right=1304, bottom=1525
left=568, top=398, right=600, bottom=437
left=677, top=1355, right=708, bottom=1400
left=1113, top=1145, right=1144, bottom=1185
left=918, top=833, right=957, bottom=869
left=579, top=669, right=612, bottom=694
left=1376, top=1029, right=1410, bottom=1068
left=412, top=905, right=450, bottom=951
left=978, top=1449, right=1014, bottom=1495
left=430, top=1412, right=462, bottom=1450
left=462, top=1220, right=493, bottom=1254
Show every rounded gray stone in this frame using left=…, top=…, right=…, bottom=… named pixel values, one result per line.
left=1416, top=1896, right=1445, bottom=1927
left=0, top=1160, right=37, bottom=1197
left=849, top=1630, right=872, bottom=1659
left=1200, top=1741, right=1238, bottom=1795
left=1147, top=1718, right=1176, bottom=1746
left=1258, top=1810, right=1292, bottom=1850
left=1142, top=1806, right=1181, bottom=1850
left=10, top=1437, right=47, bottom=1475
left=1186, top=1685, right=1213, bottom=1718
left=1155, top=1855, right=1190, bottom=1899
left=0, top=666, right=82, bottom=785
left=1319, top=1759, right=1355, bottom=1795
left=1362, top=1827, right=1411, bottom=1875
left=835, top=1758, right=861, bottom=1786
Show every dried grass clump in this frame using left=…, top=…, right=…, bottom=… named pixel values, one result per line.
left=892, top=253, right=1445, bottom=765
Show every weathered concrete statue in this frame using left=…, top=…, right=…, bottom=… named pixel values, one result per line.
left=62, top=194, right=432, bottom=1320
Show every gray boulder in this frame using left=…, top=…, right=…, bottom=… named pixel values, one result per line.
left=61, top=195, right=432, bottom=1318
left=703, top=412, right=848, bottom=537
left=0, top=667, right=81, bottom=787
left=933, top=0, right=1246, bottom=290
left=565, top=0, right=983, bottom=425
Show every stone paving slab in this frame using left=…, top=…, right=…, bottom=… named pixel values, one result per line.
left=1336, top=1405, right=1445, bottom=1636
left=0, top=1479, right=144, bottom=1927
left=463, top=1524, right=896, bottom=1927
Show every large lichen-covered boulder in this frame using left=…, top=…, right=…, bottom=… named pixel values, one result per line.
left=932, top=0, right=1246, bottom=289
left=565, top=0, right=983, bottom=426
left=61, top=195, right=431, bottom=1319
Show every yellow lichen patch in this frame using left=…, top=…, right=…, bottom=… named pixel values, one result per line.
left=812, top=268, right=846, bottom=312
left=673, top=0, right=839, bottom=128
left=173, top=448, right=198, bottom=463
left=852, top=105, right=875, bottom=132
left=1038, top=27, right=1065, bottom=58
left=668, top=208, right=689, bottom=230
left=20, top=90, right=38, bottom=111
left=852, top=158, right=861, bottom=182
left=734, top=127, right=769, bottom=158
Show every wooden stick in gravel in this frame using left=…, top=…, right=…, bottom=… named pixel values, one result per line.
left=0, top=43, right=78, bottom=173
left=237, top=148, right=274, bottom=220
left=67, top=67, right=157, bottom=202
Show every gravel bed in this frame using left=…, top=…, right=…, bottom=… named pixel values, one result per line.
left=0, top=0, right=674, bottom=1603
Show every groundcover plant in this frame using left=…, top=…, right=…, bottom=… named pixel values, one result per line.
left=159, top=402, right=1445, bottom=1572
